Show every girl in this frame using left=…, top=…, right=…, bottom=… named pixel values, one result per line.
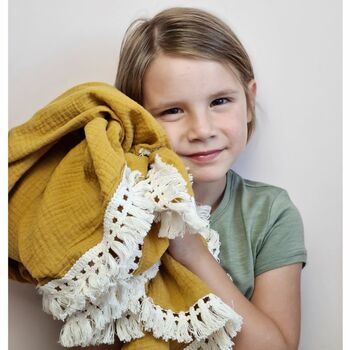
left=84, top=6, right=307, bottom=350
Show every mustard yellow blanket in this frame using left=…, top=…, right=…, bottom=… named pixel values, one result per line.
left=8, top=82, right=242, bottom=349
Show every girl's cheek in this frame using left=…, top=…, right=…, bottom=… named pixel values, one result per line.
left=162, top=126, right=180, bottom=147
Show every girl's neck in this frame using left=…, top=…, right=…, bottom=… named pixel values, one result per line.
left=192, top=176, right=227, bottom=213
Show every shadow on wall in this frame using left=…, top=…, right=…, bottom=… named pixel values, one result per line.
left=9, top=281, right=64, bottom=350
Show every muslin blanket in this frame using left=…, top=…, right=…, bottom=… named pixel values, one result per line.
left=8, top=82, right=242, bottom=349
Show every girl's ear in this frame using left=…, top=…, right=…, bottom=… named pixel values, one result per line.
left=247, top=79, right=257, bottom=122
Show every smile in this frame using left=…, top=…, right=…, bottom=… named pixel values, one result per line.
left=185, top=149, right=223, bottom=162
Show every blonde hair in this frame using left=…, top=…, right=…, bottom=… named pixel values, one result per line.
left=115, top=7, right=256, bottom=141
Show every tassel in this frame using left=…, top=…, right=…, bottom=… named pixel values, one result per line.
left=189, top=305, right=211, bottom=340
left=116, top=313, right=144, bottom=342
left=41, top=291, right=86, bottom=321
left=196, top=204, right=211, bottom=222
left=161, top=311, right=178, bottom=341
left=195, top=298, right=226, bottom=331
left=175, top=312, right=193, bottom=343
left=158, top=211, right=186, bottom=238
left=212, top=327, right=235, bottom=349
left=88, top=304, right=109, bottom=331
left=59, top=314, right=93, bottom=347
left=100, top=321, right=116, bottom=344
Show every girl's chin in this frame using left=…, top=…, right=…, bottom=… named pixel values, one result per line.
left=191, top=172, right=226, bottom=185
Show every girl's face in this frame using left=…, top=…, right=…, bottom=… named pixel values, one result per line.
left=143, top=53, right=256, bottom=184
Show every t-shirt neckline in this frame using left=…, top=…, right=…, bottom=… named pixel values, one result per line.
left=210, top=169, right=236, bottom=224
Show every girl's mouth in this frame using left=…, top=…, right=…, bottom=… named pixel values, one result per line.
left=185, top=149, right=223, bottom=162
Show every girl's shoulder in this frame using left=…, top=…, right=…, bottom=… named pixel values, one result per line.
left=217, top=170, right=303, bottom=232
left=229, top=169, right=284, bottom=195
left=213, top=169, right=302, bottom=226
left=227, top=169, right=292, bottom=209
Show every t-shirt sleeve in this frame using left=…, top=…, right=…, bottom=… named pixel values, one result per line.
left=254, top=189, right=307, bottom=276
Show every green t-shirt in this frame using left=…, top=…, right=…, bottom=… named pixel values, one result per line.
left=210, top=169, right=307, bottom=300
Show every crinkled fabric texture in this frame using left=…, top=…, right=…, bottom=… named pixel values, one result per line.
left=8, top=83, right=242, bottom=349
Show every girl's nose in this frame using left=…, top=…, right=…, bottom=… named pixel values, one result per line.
left=187, top=110, right=216, bottom=141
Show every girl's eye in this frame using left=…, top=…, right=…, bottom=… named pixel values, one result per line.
left=156, top=107, right=183, bottom=121
left=161, top=107, right=181, bottom=115
left=211, top=97, right=230, bottom=107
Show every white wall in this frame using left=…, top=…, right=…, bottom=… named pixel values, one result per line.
left=8, top=0, right=342, bottom=349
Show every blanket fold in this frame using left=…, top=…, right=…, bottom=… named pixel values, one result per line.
left=8, top=82, right=242, bottom=349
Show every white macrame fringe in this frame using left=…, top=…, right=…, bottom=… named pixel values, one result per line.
left=146, top=155, right=209, bottom=239
left=185, top=316, right=242, bottom=350
left=59, top=262, right=159, bottom=347
left=38, top=156, right=241, bottom=348
left=116, top=312, right=144, bottom=342
left=147, top=156, right=221, bottom=261
left=195, top=204, right=221, bottom=261
left=38, top=165, right=155, bottom=321
left=139, top=293, right=242, bottom=346
left=195, top=204, right=211, bottom=222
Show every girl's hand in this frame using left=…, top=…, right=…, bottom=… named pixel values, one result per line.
left=167, top=231, right=210, bottom=267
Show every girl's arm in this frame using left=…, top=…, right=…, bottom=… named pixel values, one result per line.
left=168, top=232, right=302, bottom=350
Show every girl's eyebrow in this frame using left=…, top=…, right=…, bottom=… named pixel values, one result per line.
left=208, top=89, right=239, bottom=99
